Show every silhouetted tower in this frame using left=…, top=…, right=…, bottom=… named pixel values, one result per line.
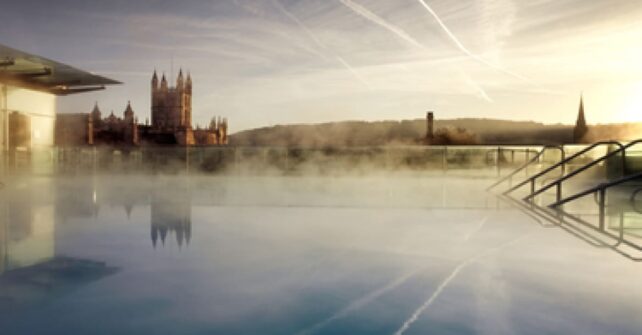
left=123, top=101, right=134, bottom=123
left=426, top=111, right=434, bottom=144
left=91, top=102, right=102, bottom=129
left=573, top=95, right=588, bottom=143
left=151, top=69, right=192, bottom=131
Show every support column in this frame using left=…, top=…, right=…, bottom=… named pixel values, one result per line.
left=0, top=84, right=7, bottom=176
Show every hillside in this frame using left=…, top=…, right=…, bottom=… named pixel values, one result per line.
left=229, top=118, right=642, bottom=148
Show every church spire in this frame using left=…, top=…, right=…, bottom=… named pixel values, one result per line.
left=573, top=93, right=588, bottom=143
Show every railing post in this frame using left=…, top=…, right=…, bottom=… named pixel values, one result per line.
left=497, top=147, right=501, bottom=177
left=235, top=147, right=239, bottom=175
left=622, top=148, right=627, bottom=177
left=284, top=148, right=289, bottom=172
left=556, top=182, right=562, bottom=203
left=598, top=188, right=606, bottom=231
left=530, top=179, right=535, bottom=196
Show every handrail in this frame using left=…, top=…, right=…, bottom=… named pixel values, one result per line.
left=550, top=171, right=642, bottom=208
left=484, top=148, right=539, bottom=165
left=487, top=145, right=564, bottom=191
left=631, top=188, right=642, bottom=214
left=505, top=140, right=626, bottom=195
left=523, top=139, right=642, bottom=201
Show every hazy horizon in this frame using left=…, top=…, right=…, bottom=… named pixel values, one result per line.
left=2, top=0, right=642, bottom=132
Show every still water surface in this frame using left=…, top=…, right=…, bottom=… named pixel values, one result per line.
left=1, top=175, right=641, bottom=334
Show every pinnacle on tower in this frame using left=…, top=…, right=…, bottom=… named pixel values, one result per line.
left=151, top=70, right=159, bottom=91
left=160, top=73, right=168, bottom=90
left=91, top=101, right=100, bottom=114
left=177, top=68, right=184, bottom=87
left=124, top=100, right=134, bottom=120
left=185, top=71, right=192, bottom=93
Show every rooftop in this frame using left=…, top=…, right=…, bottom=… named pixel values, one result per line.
left=0, top=43, right=120, bottom=95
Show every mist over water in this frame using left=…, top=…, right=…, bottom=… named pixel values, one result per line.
left=2, top=162, right=642, bottom=334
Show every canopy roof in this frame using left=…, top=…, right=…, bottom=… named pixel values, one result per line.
left=0, top=43, right=120, bottom=95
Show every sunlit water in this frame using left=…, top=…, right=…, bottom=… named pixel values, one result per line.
left=1, top=174, right=642, bottom=335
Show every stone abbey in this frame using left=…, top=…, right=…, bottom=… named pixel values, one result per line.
left=55, top=69, right=228, bottom=147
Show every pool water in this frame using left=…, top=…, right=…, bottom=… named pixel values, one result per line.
left=1, top=175, right=642, bottom=335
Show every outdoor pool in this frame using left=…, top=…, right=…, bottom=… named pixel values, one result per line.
left=1, top=174, right=642, bottom=335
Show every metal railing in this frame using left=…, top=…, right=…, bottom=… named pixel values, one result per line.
left=493, top=139, right=642, bottom=261
left=550, top=170, right=642, bottom=224
left=504, top=140, right=630, bottom=200
left=523, top=140, right=642, bottom=203
left=487, top=145, right=564, bottom=191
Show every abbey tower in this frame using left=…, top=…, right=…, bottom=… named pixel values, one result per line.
left=151, top=69, right=192, bottom=131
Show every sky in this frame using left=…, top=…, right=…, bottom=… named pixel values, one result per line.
left=2, top=0, right=642, bottom=132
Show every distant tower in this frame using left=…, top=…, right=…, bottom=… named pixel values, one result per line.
left=91, top=102, right=102, bottom=129
left=426, top=111, right=434, bottom=144
left=151, top=69, right=192, bottom=131
left=573, top=95, right=588, bottom=143
left=123, top=101, right=134, bottom=122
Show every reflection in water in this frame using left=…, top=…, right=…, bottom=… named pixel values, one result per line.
left=0, top=179, right=54, bottom=274
left=0, top=257, right=118, bottom=310
left=151, top=183, right=192, bottom=248
left=0, top=178, right=117, bottom=322
left=3, top=175, right=642, bottom=334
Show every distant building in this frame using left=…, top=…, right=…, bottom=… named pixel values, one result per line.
left=55, top=70, right=229, bottom=147
left=56, top=102, right=139, bottom=147
left=573, top=95, right=588, bottom=143
left=425, top=111, right=434, bottom=144
left=1, top=43, right=119, bottom=153
left=145, top=69, right=228, bottom=146
left=54, top=113, right=93, bottom=147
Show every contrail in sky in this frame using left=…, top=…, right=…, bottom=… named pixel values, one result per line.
left=339, top=0, right=425, bottom=49
left=339, top=0, right=492, bottom=100
left=414, top=0, right=529, bottom=82
left=335, top=55, right=372, bottom=88
left=273, top=0, right=326, bottom=50
left=273, top=0, right=371, bottom=88
left=393, top=234, right=528, bottom=335
left=460, top=70, right=494, bottom=103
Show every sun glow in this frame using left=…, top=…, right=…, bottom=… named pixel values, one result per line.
left=619, top=81, right=642, bottom=123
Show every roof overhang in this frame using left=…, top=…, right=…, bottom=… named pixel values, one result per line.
left=0, top=43, right=121, bottom=96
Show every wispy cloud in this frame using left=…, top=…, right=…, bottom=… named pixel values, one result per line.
left=272, top=0, right=371, bottom=88
left=4, top=0, right=639, bottom=129
left=414, top=0, right=529, bottom=82
left=338, top=0, right=492, bottom=100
